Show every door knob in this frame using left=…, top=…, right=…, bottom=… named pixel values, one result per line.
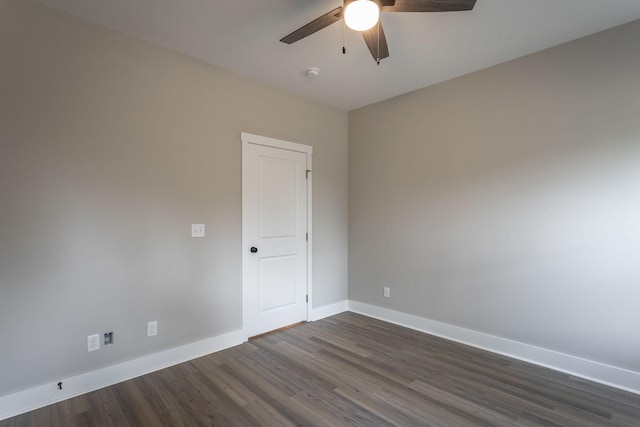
left=250, top=247, right=258, bottom=253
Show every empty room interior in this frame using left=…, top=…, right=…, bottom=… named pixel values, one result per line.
left=2, top=0, right=640, bottom=425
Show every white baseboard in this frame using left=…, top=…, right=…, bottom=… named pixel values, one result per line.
left=0, top=329, right=246, bottom=421
left=5, top=301, right=638, bottom=421
left=309, top=300, right=349, bottom=321
left=348, top=300, right=640, bottom=396
left=0, top=298, right=349, bottom=422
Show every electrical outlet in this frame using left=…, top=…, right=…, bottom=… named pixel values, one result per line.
left=383, top=287, right=390, bottom=298
left=87, top=334, right=100, bottom=352
left=191, top=224, right=205, bottom=237
left=147, top=321, right=158, bottom=337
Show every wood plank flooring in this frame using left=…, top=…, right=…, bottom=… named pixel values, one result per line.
left=3, top=312, right=640, bottom=426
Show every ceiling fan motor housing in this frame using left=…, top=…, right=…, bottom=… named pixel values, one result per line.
left=343, top=0, right=396, bottom=7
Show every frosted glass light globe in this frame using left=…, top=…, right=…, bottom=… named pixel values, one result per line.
left=344, top=0, right=380, bottom=32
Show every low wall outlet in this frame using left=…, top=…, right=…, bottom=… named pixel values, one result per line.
left=383, top=287, right=390, bottom=298
left=191, top=224, right=205, bottom=237
left=88, top=334, right=100, bottom=352
left=148, top=321, right=158, bottom=337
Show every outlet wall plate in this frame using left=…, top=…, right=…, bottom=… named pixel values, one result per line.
left=191, top=224, right=205, bottom=237
left=147, top=321, right=158, bottom=337
left=87, top=334, right=100, bottom=352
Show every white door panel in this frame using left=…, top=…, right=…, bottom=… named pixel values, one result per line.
left=242, top=133, right=312, bottom=337
left=259, top=156, right=298, bottom=239
left=260, top=255, right=297, bottom=312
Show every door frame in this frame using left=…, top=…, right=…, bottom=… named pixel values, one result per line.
left=241, top=132, right=312, bottom=339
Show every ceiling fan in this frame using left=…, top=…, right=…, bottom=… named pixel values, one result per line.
left=280, top=0, right=477, bottom=64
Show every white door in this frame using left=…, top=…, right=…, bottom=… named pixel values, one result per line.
left=242, top=132, right=312, bottom=338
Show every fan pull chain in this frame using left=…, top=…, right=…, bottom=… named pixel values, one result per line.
left=376, top=20, right=381, bottom=65
left=342, top=19, right=346, bottom=54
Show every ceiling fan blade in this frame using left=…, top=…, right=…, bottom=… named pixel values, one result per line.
left=382, top=0, right=476, bottom=13
left=362, top=21, right=390, bottom=63
left=280, top=6, right=344, bottom=44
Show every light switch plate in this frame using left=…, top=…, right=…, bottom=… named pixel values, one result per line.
left=191, top=224, right=205, bottom=237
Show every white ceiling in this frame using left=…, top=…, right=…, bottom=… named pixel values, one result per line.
left=38, top=0, right=640, bottom=111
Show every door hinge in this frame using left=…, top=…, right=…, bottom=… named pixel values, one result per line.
left=306, top=232, right=308, bottom=241
left=306, top=169, right=311, bottom=179
left=306, top=295, right=309, bottom=303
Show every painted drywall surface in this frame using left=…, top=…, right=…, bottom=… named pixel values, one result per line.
left=349, top=20, right=640, bottom=372
left=0, top=0, right=348, bottom=396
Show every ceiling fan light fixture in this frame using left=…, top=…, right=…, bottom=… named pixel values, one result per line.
left=344, top=0, right=380, bottom=32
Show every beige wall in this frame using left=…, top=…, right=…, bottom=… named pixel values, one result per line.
left=0, top=0, right=348, bottom=396
left=349, top=20, right=640, bottom=372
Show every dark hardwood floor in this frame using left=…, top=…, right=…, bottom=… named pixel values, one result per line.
left=3, top=312, right=640, bottom=426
